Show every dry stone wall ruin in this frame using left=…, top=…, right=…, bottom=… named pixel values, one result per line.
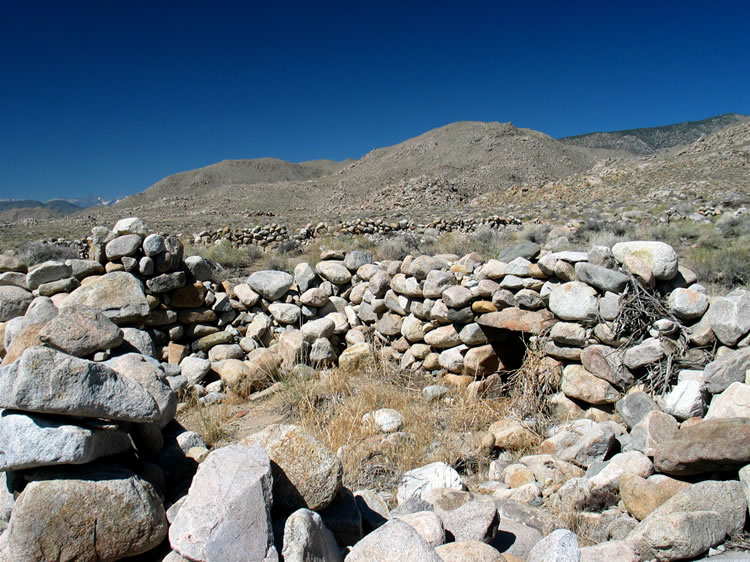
left=0, top=216, right=749, bottom=560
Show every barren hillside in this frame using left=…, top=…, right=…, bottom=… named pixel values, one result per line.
left=560, top=113, right=746, bottom=155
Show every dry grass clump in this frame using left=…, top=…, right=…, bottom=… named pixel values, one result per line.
left=187, top=239, right=264, bottom=270
left=279, top=354, right=509, bottom=492
left=504, top=336, right=561, bottom=422
left=178, top=393, right=231, bottom=448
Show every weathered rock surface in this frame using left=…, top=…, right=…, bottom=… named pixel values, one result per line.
left=0, top=346, right=160, bottom=422
left=282, top=508, right=342, bottom=562
left=0, top=410, right=131, bottom=470
left=0, top=285, right=33, bottom=323
left=38, top=305, right=123, bottom=357
left=241, top=424, right=342, bottom=514
left=549, top=281, right=598, bottom=323
left=169, top=444, right=276, bottom=562
left=704, top=288, right=750, bottom=346
left=62, top=271, right=150, bottom=325
left=612, top=241, right=678, bottom=280
left=5, top=463, right=167, bottom=561
left=654, top=417, right=750, bottom=475
left=345, top=518, right=442, bottom=561
left=247, top=270, right=294, bottom=300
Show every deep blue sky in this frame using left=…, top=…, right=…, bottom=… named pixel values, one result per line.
left=1, top=1, right=748, bottom=202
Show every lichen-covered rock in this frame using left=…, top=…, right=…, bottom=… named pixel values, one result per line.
left=548, top=282, right=598, bottom=323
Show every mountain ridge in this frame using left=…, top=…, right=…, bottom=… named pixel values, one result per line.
left=560, top=113, right=746, bottom=155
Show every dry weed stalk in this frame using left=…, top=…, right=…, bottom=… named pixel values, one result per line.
left=613, top=276, right=714, bottom=395
left=504, top=334, right=559, bottom=423
left=179, top=392, right=231, bottom=447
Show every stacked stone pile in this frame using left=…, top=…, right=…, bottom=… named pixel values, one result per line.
left=1, top=216, right=750, bottom=560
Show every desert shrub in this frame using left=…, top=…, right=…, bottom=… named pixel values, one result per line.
left=16, top=240, right=79, bottom=266
left=520, top=223, right=552, bottom=244
left=189, top=240, right=263, bottom=269
left=276, top=240, right=300, bottom=255
left=686, top=239, right=750, bottom=289
left=376, top=233, right=421, bottom=260
left=716, top=212, right=750, bottom=238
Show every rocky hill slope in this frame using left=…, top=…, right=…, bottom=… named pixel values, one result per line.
left=560, top=112, right=746, bottom=155
left=126, top=157, right=354, bottom=204
left=0, top=114, right=747, bottom=247
left=475, top=116, right=750, bottom=222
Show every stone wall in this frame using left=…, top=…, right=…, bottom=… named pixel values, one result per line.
left=1, top=216, right=749, bottom=560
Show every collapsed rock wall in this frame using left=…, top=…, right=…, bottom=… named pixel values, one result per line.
left=1, top=217, right=749, bottom=561
left=2, top=217, right=747, bottom=414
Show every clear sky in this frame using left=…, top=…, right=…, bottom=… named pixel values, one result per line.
left=1, top=0, right=748, bottom=202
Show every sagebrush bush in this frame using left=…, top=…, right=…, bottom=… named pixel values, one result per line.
left=686, top=239, right=750, bottom=290
left=188, top=240, right=263, bottom=269
left=17, top=241, right=79, bottom=266
left=376, top=233, right=421, bottom=260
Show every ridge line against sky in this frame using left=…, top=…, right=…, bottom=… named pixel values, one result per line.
left=1, top=0, right=749, bottom=201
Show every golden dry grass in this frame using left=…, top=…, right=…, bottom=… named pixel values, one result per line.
left=278, top=349, right=512, bottom=492
left=178, top=393, right=232, bottom=448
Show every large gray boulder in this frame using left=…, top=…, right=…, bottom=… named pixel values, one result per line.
left=423, top=270, right=457, bottom=299
left=169, top=444, right=277, bottom=562
left=247, top=270, right=294, bottom=300
left=282, top=508, right=342, bottom=562
left=346, top=519, right=442, bottom=561
left=61, top=271, right=150, bottom=325
left=668, top=288, right=709, bottom=321
left=183, top=255, right=213, bottom=281
left=26, top=261, right=73, bottom=291
left=22, top=296, right=58, bottom=326
left=105, top=234, right=142, bottom=260
left=612, top=241, right=678, bottom=280
left=526, top=528, right=580, bottom=562
left=0, top=410, right=131, bottom=470
left=0, top=285, right=33, bottom=322
left=5, top=463, right=167, bottom=561
left=104, top=353, right=177, bottom=428
left=549, top=282, right=598, bottom=323
left=0, top=346, right=160, bottom=422
left=410, top=256, right=449, bottom=280
left=704, top=288, right=750, bottom=346
left=344, top=250, right=373, bottom=272
left=575, top=262, right=629, bottom=293
left=626, top=480, right=747, bottom=560
left=38, top=305, right=123, bottom=357
left=703, top=347, right=750, bottom=394
left=316, top=261, right=351, bottom=285
left=241, top=424, right=342, bottom=514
